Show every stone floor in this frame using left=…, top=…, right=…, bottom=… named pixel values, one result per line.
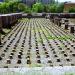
left=0, top=67, right=75, bottom=75
left=0, top=18, right=75, bottom=68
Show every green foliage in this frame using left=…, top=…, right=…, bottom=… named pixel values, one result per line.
left=0, top=2, right=18, bottom=13
left=32, top=2, right=44, bottom=13
left=48, top=3, right=64, bottom=13
left=64, top=72, right=75, bottom=75
left=56, top=3, right=64, bottom=13
left=18, top=3, right=26, bottom=12
left=11, top=1, right=19, bottom=12
left=49, top=4, right=57, bottom=13
left=24, top=7, right=32, bottom=13
left=69, top=8, right=75, bottom=13
left=44, top=5, right=50, bottom=13
left=0, top=1, right=64, bottom=13
left=0, top=2, right=9, bottom=13
left=0, top=1, right=30, bottom=14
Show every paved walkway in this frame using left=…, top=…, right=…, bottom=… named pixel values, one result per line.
left=0, top=67, right=75, bottom=75
left=0, top=18, right=75, bottom=68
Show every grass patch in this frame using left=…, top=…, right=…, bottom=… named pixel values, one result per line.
left=47, top=35, right=73, bottom=40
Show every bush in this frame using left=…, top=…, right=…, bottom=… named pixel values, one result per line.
left=69, top=8, right=75, bottom=13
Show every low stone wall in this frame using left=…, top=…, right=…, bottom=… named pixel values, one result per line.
left=0, top=13, right=22, bottom=45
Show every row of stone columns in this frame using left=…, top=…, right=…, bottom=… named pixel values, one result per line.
left=64, top=19, right=75, bottom=33
left=50, top=16, right=75, bottom=34
left=64, top=19, right=69, bottom=30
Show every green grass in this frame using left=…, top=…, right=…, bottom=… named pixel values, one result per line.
left=64, top=72, right=75, bottom=75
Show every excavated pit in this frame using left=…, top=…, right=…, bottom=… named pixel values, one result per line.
left=0, top=18, right=75, bottom=68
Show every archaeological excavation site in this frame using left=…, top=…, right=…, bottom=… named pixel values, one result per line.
left=0, top=0, right=75, bottom=75
left=0, top=13, right=75, bottom=69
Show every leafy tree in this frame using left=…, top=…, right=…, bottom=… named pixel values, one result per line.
left=18, top=3, right=31, bottom=13
left=49, top=4, right=57, bottom=13
left=0, top=2, right=10, bottom=14
left=32, top=2, right=44, bottom=13
left=24, top=7, right=32, bottom=13
left=18, top=3, right=26, bottom=12
left=12, top=1, right=19, bottom=12
left=56, top=3, right=64, bottom=13
left=0, top=1, right=64, bottom=13
left=44, top=5, right=50, bottom=13
left=48, top=3, right=64, bottom=13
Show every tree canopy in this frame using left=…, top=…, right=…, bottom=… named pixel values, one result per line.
left=32, top=2, right=44, bottom=13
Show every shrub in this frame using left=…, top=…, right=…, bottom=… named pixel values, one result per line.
left=69, top=8, right=75, bottom=13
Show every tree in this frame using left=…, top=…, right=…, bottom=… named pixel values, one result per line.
left=24, top=7, right=31, bottom=13
left=32, top=2, right=44, bottom=13
left=0, top=2, right=10, bottom=14
left=49, top=4, right=57, bottom=13
left=18, top=3, right=31, bottom=13
left=44, top=5, right=50, bottom=13
left=48, top=3, right=64, bottom=13
left=56, top=3, right=64, bottom=13
left=18, top=3, right=26, bottom=12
